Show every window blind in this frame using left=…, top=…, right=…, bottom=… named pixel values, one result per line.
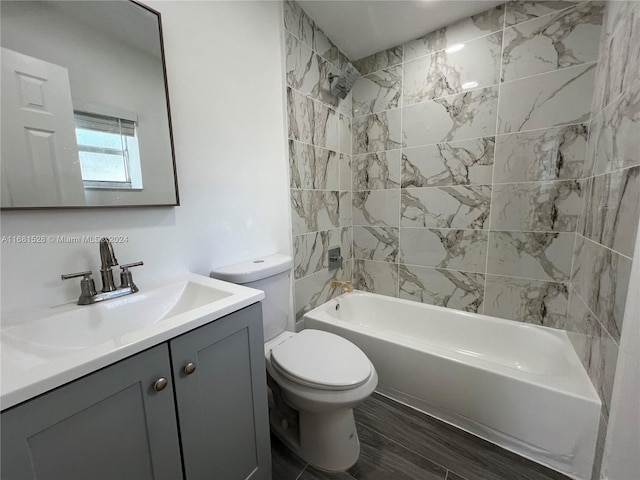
left=74, top=111, right=136, bottom=137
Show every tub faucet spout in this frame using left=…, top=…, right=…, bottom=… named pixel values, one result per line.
left=99, top=238, right=118, bottom=292
left=331, top=279, right=353, bottom=294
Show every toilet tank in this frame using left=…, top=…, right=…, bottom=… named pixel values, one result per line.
left=210, top=254, right=292, bottom=342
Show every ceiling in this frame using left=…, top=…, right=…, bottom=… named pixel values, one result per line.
left=298, top=0, right=504, bottom=61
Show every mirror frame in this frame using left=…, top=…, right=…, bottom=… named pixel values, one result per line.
left=1, top=0, right=180, bottom=210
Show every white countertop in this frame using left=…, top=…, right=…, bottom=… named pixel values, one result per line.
left=1, top=274, right=264, bottom=410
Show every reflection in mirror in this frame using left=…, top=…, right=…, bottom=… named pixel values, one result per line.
left=1, top=0, right=179, bottom=209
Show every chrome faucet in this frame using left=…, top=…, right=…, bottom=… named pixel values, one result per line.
left=99, top=238, right=118, bottom=292
left=61, top=237, right=143, bottom=305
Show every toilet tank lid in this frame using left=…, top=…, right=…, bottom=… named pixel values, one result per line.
left=210, top=254, right=292, bottom=284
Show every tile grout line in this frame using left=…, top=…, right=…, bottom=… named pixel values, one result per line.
left=483, top=10, right=507, bottom=315
left=579, top=162, right=640, bottom=184
left=581, top=233, right=634, bottom=261
left=502, top=0, right=588, bottom=32
left=292, top=174, right=595, bottom=192
left=397, top=43, right=405, bottom=299
left=351, top=118, right=590, bottom=156
left=351, top=257, right=571, bottom=287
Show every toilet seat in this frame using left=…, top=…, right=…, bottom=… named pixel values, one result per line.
left=270, top=329, right=372, bottom=391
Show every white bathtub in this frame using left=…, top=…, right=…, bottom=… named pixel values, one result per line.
left=303, top=291, right=601, bottom=480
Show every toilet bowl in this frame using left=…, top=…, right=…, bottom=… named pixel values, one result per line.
left=210, top=254, right=378, bottom=471
left=265, top=329, right=378, bottom=471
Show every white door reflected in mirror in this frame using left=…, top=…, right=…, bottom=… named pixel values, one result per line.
left=1, top=48, right=85, bottom=207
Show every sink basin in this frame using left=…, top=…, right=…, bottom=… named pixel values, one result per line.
left=1, top=273, right=264, bottom=409
left=2, top=281, right=231, bottom=351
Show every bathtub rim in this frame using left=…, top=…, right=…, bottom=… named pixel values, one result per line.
left=303, top=290, right=601, bottom=405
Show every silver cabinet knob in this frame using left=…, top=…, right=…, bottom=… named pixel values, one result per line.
left=153, top=377, right=168, bottom=391
left=183, top=362, right=196, bottom=375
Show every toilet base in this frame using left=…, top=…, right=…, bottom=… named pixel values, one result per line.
left=270, top=406, right=360, bottom=472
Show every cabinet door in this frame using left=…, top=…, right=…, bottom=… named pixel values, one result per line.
left=171, top=303, right=271, bottom=480
left=1, top=344, right=183, bottom=480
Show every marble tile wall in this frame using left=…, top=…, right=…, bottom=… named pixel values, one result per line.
left=350, top=1, right=606, bottom=327
left=565, top=3, right=640, bottom=476
left=283, top=1, right=353, bottom=323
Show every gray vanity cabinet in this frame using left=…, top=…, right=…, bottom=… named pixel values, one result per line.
left=0, top=343, right=183, bottom=480
left=171, top=302, right=271, bottom=480
left=1, top=303, right=271, bottom=480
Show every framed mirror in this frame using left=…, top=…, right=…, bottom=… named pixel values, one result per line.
left=1, top=0, right=179, bottom=209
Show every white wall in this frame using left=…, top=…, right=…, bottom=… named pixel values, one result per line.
left=0, top=1, right=291, bottom=315
left=600, top=213, right=640, bottom=480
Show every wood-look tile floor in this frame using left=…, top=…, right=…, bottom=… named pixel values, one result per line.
left=271, top=393, right=570, bottom=480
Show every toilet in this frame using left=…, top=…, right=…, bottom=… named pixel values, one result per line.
left=211, top=254, right=378, bottom=472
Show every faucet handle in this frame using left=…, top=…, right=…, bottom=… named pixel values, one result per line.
left=61, top=270, right=93, bottom=280
left=120, top=261, right=143, bottom=292
left=120, top=261, right=143, bottom=270
left=61, top=271, right=97, bottom=304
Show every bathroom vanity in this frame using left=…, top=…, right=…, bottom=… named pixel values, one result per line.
left=0, top=276, right=271, bottom=480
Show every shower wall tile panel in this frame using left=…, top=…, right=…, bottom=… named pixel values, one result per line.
left=399, top=228, right=488, bottom=273
left=586, top=83, right=640, bottom=177
left=353, top=226, right=399, bottom=263
left=339, top=154, right=352, bottom=191
left=287, top=87, right=340, bottom=151
left=487, top=231, right=575, bottom=282
left=403, top=32, right=503, bottom=105
left=402, top=87, right=499, bottom=147
left=483, top=275, right=569, bottom=327
left=286, top=32, right=339, bottom=108
left=400, top=186, right=491, bottom=230
left=493, top=124, right=588, bottom=183
left=352, top=65, right=402, bottom=117
left=501, top=2, right=604, bottom=82
left=352, top=151, right=402, bottom=191
left=352, top=109, right=402, bottom=154
left=571, top=235, right=632, bottom=344
left=497, top=63, right=596, bottom=134
left=290, top=190, right=340, bottom=235
left=293, top=227, right=352, bottom=280
left=289, top=140, right=339, bottom=190
left=402, top=137, right=495, bottom=187
left=353, top=259, right=399, bottom=298
left=283, top=0, right=344, bottom=73
left=338, top=115, right=352, bottom=155
left=294, top=259, right=353, bottom=321
left=580, top=166, right=640, bottom=257
left=353, top=46, right=403, bottom=76
left=339, top=191, right=353, bottom=227
left=590, top=1, right=640, bottom=114
left=489, top=181, right=583, bottom=232
left=352, top=190, right=401, bottom=227
left=504, top=1, right=582, bottom=27
left=399, top=264, right=485, bottom=313
left=566, top=290, right=619, bottom=419
left=403, top=5, right=505, bottom=61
